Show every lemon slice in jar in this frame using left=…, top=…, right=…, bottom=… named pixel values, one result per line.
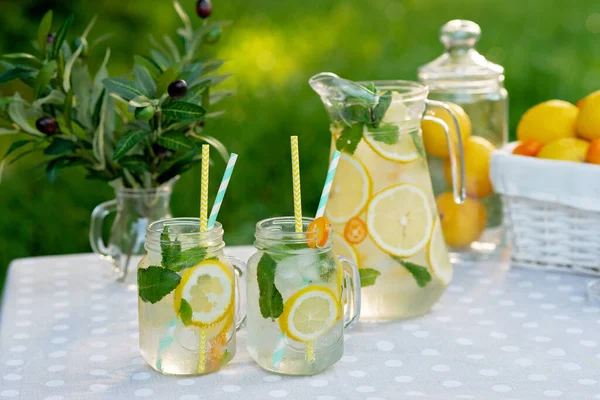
left=367, top=184, right=433, bottom=257
left=427, top=219, right=453, bottom=285
left=173, top=260, right=234, bottom=327
left=279, top=286, right=340, bottom=342
left=364, top=125, right=420, bottom=163
left=326, top=154, right=371, bottom=224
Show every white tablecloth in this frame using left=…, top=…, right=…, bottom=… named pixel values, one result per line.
left=1, top=248, right=599, bottom=400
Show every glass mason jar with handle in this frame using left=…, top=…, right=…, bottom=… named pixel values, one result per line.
left=90, top=178, right=177, bottom=285
left=137, top=218, right=246, bottom=375
left=419, top=20, right=508, bottom=261
left=310, top=73, right=466, bottom=322
left=246, top=217, right=361, bottom=375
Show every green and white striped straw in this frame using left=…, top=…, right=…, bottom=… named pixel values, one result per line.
left=208, top=153, right=238, bottom=229
left=315, top=150, right=341, bottom=218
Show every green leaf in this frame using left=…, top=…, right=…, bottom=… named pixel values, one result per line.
left=92, top=94, right=108, bottom=169
left=163, top=35, right=181, bottom=63
left=33, top=60, right=57, bottom=99
left=32, top=90, right=65, bottom=109
left=201, top=60, right=224, bottom=76
left=183, top=80, right=211, bottom=104
left=8, top=94, right=41, bottom=136
left=174, top=0, right=193, bottom=39
left=62, top=44, right=84, bottom=93
left=134, top=55, right=162, bottom=79
left=134, top=64, right=157, bottom=98
left=0, top=67, right=36, bottom=84
left=409, top=129, right=426, bottom=159
left=160, top=226, right=181, bottom=267
left=44, top=138, right=77, bottom=155
left=220, top=350, right=233, bottom=365
left=336, top=123, right=363, bottom=155
left=113, top=130, right=148, bottom=161
left=179, top=298, right=192, bottom=326
left=210, top=90, right=234, bottom=106
left=45, top=155, right=83, bottom=182
left=3, top=140, right=32, bottom=160
left=81, top=15, right=97, bottom=40
left=37, top=11, right=53, bottom=56
left=162, top=101, right=206, bottom=121
left=169, top=247, right=208, bottom=272
left=372, top=91, right=392, bottom=127
left=52, top=15, right=73, bottom=60
left=138, top=266, right=181, bottom=304
left=119, top=155, right=148, bottom=173
left=395, top=259, right=432, bottom=288
left=359, top=268, right=381, bottom=287
left=369, top=123, right=399, bottom=145
left=342, top=104, right=371, bottom=124
left=92, top=48, right=111, bottom=109
left=3, top=53, right=40, bottom=63
left=156, top=66, right=181, bottom=97
left=157, top=132, right=194, bottom=151
left=151, top=50, right=171, bottom=70
left=103, top=78, right=144, bottom=101
left=71, top=64, right=93, bottom=130
left=257, top=253, right=284, bottom=320
left=63, top=89, right=73, bottom=132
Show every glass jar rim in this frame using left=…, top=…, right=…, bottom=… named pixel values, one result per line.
left=146, top=217, right=224, bottom=251
left=254, top=216, right=332, bottom=248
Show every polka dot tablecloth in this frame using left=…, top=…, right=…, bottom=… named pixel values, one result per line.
left=1, top=249, right=600, bottom=400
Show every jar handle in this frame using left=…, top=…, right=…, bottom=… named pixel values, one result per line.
left=424, top=99, right=466, bottom=204
left=228, top=256, right=247, bottom=332
left=89, top=199, right=118, bottom=259
left=337, top=256, right=361, bottom=330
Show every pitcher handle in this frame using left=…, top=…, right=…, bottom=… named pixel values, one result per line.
left=228, top=256, right=247, bottom=331
left=89, top=199, right=118, bottom=258
left=337, top=256, right=361, bottom=330
left=424, top=99, right=466, bottom=204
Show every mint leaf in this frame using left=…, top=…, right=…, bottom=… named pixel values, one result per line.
left=138, top=266, right=181, bottom=304
left=359, top=268, right=381, bottom=287
left=257, top=252, right=283, bottom=320
left=160, top=227, right=181, bottom=268
left=220, top=349, right=233, bottom=365
left=336, top=123, right=363, bottom=155
left=342, top=104, right=371, bottom=124
left=170, top=246, right=208, bottom=272
left=372, top=91, right=392, bottom=128
left=409, top=130, right=426, bottom=159
left=179, top=298, right=193, bottom=326
left=369, top=123, right=399, bottom=145
left=395, top=259, right=432, bottom=288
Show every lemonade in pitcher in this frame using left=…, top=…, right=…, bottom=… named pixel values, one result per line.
left=310, top=73, right=465, bottom=321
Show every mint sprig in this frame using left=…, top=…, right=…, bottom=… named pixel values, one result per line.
left=394, top=258, right=432, bottom=287
left=359, top=268, right=381, bottom=287
left=179, top=298, right=193, bottom=326
left=138, top=266, right=181, bottom=304
left=257, top=252, right=283, bottom=320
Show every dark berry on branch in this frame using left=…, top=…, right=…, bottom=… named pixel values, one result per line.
left=168, top=80, right=188, bottom=99
left=47, top=33, right=55, bottom=44
left=135, top=105, right=155, bottom=121
left=152, top=143, right=170, bottom=159
left=196, top=0, right=212, bottom=19
left=36, top=117, right=58, bottom=135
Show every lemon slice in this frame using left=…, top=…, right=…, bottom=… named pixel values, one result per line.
left=174, top=260, right=233, bottom=327
left=326, top=154, right=371, bottom=224
left=364, top=126, right=419, bottom=163
left=367, top=184, right=433, bottom=257
left=279, top=286, right=340, bottom=342
left=332, top=232, right=359, bottom=267
left=428, top=219, right=453, bottom=285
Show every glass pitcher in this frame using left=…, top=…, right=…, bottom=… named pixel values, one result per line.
left=138, top=218, right=246, bottom=375
left=310, top=73, right=465, bottom=322
left=89, top=178, right=177, bottom=284
left=246, top=217, right=361, bottom=375
left=419, top=20, right=508, bottom=260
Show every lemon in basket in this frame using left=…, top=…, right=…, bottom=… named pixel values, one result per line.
left=537, top=138, right=590, bottom=163
left=517, top=100, right=578, bottom=144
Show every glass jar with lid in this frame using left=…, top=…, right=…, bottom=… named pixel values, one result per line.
left=418, top=19, right=508, bottom=261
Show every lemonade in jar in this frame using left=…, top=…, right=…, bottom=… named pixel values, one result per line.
left=310, top=73, right=465, bottom=321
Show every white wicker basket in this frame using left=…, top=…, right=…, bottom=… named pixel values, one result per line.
left=490, top=142, right=600, bottom=275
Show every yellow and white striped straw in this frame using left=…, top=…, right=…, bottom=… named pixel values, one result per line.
left=200, top=144, right=210, bottom=232
left=290, top=136, right=302, bottom=233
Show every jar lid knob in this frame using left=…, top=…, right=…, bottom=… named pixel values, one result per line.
left=440, top=19, right=481, bottom=51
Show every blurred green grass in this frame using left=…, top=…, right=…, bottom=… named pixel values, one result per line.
left=1, top=0, right=600, bottom=289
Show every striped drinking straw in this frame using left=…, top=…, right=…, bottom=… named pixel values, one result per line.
left=208, top=153, right=238, bottom=229
left=315, top=150, right=341, bottom=218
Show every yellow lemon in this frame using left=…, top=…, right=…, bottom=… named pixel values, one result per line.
left=576, top=91, right=600, bottom=140
left=537, top=138, right=590, bottom=163
left=444, top=136, right=496, bottom=198
left=326, top=154, right=371, bottom=224
left=279, top=286, right=340, bottom=342
left=436, top=192, right=487, bottom=249
left=173, top=260, right=234, bottom=327
left=367, top=184, right=433, bottom=257
left=427, top=219, right=453, bottom=285
left=422, top=102, right=472, bottom=159
left=517, top=100, right=578, bottom=144
left=364, top=125, right=420, bottom=163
